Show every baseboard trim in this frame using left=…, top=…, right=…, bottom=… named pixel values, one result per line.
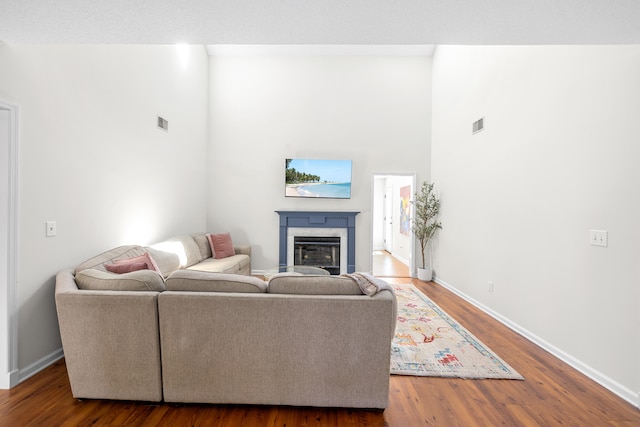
left=433, top=275, right=639, bottom=409
left=389, top=252, right=409, bottom=266
left=0, top=368, right=19, bottom=389
left=18, top=347, right=64, bottom=384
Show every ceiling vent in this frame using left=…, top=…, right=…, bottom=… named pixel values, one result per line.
left=157, top=116, right=168, bottom=132
left=472, top=117, right=484, bottom=135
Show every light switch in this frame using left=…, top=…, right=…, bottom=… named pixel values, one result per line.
left=589, top=230, right=607, bottom=247
left=46, top=221, right=57, bottom=237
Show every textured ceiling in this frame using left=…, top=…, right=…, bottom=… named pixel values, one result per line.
left=1, top=0, right=639, bottom=45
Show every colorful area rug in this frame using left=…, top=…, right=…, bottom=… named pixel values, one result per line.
left=390, top=284, right=524, bottom=380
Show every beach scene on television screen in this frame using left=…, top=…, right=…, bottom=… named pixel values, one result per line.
left=285, top=159, right=352, bottom=199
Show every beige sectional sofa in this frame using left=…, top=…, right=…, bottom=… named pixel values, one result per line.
left=55, top=237, right=397, bottom=409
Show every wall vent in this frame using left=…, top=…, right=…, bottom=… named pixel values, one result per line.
left=472, top=117, right=484, bottom=134
left=157, top=116, right=168, bottom=131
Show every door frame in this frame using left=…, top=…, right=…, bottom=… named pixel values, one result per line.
left=371, top=172, right=416, bottom=277
left=0, top=99, right=19, bottom=389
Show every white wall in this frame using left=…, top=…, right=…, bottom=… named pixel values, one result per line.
left=431, top=45, right=640, bottom=405
left=208, top=54, right=431, bottom=272
left=0, top=44, right=209, bottom=376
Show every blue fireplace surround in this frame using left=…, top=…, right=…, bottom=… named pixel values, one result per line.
left=276, top=211, right=360, bottom=273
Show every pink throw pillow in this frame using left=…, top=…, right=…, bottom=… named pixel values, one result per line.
left=207, top=233, right=236, bottom=259
left=105, top=262, right=148, bottom=274
left=114, top=252, right=160, bottom=272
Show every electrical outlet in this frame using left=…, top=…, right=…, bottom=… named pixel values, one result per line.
left=488, top=280, right=494, bottom=293
left=46, top=221, right=57, bottom=237
left=589, top=230, right=608, bottom=247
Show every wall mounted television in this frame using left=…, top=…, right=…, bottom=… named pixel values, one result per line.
left=285, top=158, right=352, bottom=199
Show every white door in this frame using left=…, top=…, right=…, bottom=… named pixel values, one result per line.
left=383, top=181, right=393, bottom=252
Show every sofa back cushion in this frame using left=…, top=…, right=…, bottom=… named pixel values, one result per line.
left=267, top=274, right=362, bottom=295
left=148, top=235, right=202, bottom=270
left=74, top=245, right=147, bottom=275
left=165, top=270, right=267, bottom=293
left=192, top=233, right=212, bottom=260
left=75, top=269, right=166, bottom=292
left=143, top=246, right=181, bottom=278
left=73, top=232, right=243, bottom=280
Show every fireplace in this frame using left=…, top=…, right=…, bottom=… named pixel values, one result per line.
left=276, top=211, right=359, bottom=274
left=294, top=236, right=340, bottom=275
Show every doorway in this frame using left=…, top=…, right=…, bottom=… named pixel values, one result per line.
left=0, top=100, right=18, bottom=389
left=371, top=173, right=415, bottom=277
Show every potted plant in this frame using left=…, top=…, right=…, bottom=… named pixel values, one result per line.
left=411, top=182, right=442, bottom=281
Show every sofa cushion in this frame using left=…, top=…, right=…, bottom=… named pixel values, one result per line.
left=208, top=233, right=235, bottom=259
left=267, top=275, right=363, bottom=295
left=187, top=254, right=250, bottom=275
left=165, top=271, right=267, bottom=293
left=75, top=268, right=166, bottom=292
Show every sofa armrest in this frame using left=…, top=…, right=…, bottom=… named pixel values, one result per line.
left=55, top=269, right=163, bottom=402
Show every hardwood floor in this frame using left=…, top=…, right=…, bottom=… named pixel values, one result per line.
left=373, top=251, right=409, bottom=277
left=1, top=278, right=638, bottom=426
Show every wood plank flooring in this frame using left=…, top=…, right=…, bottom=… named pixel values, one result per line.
left=1, top=278, right=638, bottom=426
left=373, top=251, right=409, bottom=278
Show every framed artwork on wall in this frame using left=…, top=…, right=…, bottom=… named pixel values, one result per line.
left=400, top=185, right=411, bottom=236
left=285, top=158, right=352, bottom=199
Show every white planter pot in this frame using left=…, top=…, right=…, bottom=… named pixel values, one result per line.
left=417, top=267, right=432, bottom=282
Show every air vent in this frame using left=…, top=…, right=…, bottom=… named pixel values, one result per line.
left=157, top=116, right=168, bottom=132
left=472, top=117, right=484, bottom=134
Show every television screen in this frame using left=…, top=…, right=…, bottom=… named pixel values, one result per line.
left=285, top=158, right=352, bottom=199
